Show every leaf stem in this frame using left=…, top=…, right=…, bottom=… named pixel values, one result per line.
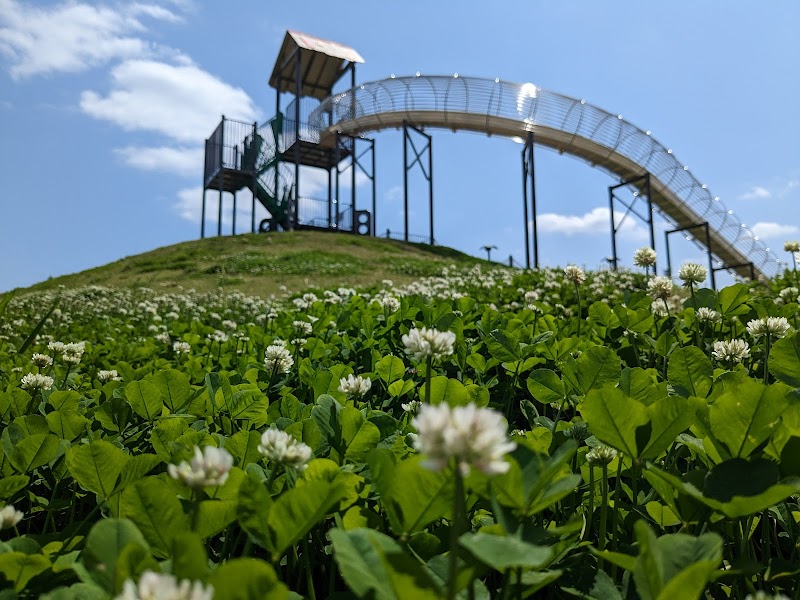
left=599, top=462, right=609, bottom=552
left=425, top=355, right=432, bottom=405
left=448, top=463, right=466, bottom=600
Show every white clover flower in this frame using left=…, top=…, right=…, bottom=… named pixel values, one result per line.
left=678, top=262, right=707, bottom=286
left=401, top=327, right=456, bottom=362
left=258, top=429, right=312, bottom=471
left=0, top=505, right=23, bottom=530
left=412, top=403, right=516, bottom=476
left=379, top=296, right=401, bottom=313
left=167, top=446, right=233, bottom=488
left=207, top=330, right=228, bottom=343
left=31, top=353, right=53, bottom=368
left=586, top=445, right=618, bottom=466
left=695, top=307, right=721, bottom=322
left=47, top=341, right=66, bottom=353
left=647, top=276, right=674, bottom=301
left=155, top=332, right=171, bottom=344
left=173, top=341, right=191, bottom=354
left=62, top=353, right=82, bottom=365
left=97, top=369, right=121, bottom=383
left=64, top=341, right=86, bottom=356
left=338, top=374, right=372, bottom=399
left=116, top=570, right=214, bottom=600
left=633, top=247, right=657, bottom=268
left=712, top=339, right=751, bottom=364
left=20, top=373, right=54, bottom=391
left=401, top=400, right=422, bottom=413
left=747, top=316, right=791, bottom=340
left=745, top=593, right=790, bottom=600
left=293, top=320, right=313, bottom=335
left=785, top=241, right=800, bottom=253
left=564, top=265, right=586, bottom=285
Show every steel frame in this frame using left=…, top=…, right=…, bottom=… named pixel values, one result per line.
left=608, top=173, right=656, bottom=271
left=276, top=51, right=357, bottom=230
left=333, top=134, right=376, bottom=234
left=310, top=75, right=781, bottom=280
left=713, top=261, right=755, bottom=282
left=200, top=117, right=258, bottom=239
left=522, top=132, right=538, bottom=269
left=664, top=222, right=716, bottom=289
left=403, top=122, right=434, bottom=244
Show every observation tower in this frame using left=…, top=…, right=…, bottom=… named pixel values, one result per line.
left=201, top=30, right=783, bottom=283
left=201, top=31, right=374, bottom=237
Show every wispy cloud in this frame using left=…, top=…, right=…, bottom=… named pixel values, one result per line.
left=535, top=207, right=648, bottom=241
left=0, top=0, right=188, bottom=79
left=738, top=186, right=772, bottom=201
left=80, top=59, right=259, bottom=143
left=115, top=145, right=203, bottom=177
left=750, top=221, right=800, bottom=240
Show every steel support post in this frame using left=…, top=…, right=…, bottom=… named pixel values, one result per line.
left=522, top=144, right=530, bottom=270
left=644, top=174, right=656, bottom=274
left=217, top=116, right=224, bottom=237
left=327, top=166, right=332, bottom=229
left=232, top=191, right=237, bottom=235
left=293, top=51, right=301, bottom=230
left=608, top=186, right=618, bottom=270
left=664, top=229, right=672, bottom=277
left=217, top=187, right=223, bottom=237
left=522, top=132, right=538, bottom=269
left=402, top=122, right=433, bottom=244
left=429, top=133, right=434, bottom=245
left=403, top=124, right=409, bottom=242
left=201, top=188, right=206, bottom=239
left=251, top=122, right=257, bottom=234
left=372, top=141, right=377, bottom=236
left=335, top=133, right=341, bottom=230
left=704, top=223, right=715, bottom=289
left=351, top=136, right=356, bottom=227
left=664, top=222, right=715, bottom=289
left=608, top=174, right=654, bottom=271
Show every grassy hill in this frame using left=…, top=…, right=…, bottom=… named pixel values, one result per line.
left=25, top=231, right=488, bottom=297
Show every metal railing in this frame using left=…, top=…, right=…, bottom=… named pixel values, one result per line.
left=383, top=229, right=433, bottom=245
left=203, top=118, right=257, bottom=186
left=309, top=75, right=781, bottom=278
left=295, top=196, right=354, bottom=231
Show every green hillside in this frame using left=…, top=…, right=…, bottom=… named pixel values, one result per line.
left=24, top=231, right=487, bottom=296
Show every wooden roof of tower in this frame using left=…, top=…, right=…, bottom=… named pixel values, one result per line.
left=269, top=31, right=365, bottom=100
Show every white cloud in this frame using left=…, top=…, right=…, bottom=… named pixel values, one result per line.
left=750, top=222, right=799, bottom=240
left=80, top=59, right=259, bottom=142
left=738, top=186, right=772, bottom=201
left=536, top=206, right=648, bottom=241
left=385, top=185, right=402, bottom=202
left=0, top=0, right=187, bottom=79
left=115, top=145, right=203, bottom=177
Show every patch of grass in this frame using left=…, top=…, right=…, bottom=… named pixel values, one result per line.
left=215, top=251, right=363, bottom=276
left=18, top=231, right=489, bottom=297
left=387, top=259, right=448, bottom=277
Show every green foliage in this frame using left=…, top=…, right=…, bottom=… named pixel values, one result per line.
left=2, top=265, right=800, bottom=597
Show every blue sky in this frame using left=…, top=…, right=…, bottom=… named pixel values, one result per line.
left=1, top=0, right=798, bottom=291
